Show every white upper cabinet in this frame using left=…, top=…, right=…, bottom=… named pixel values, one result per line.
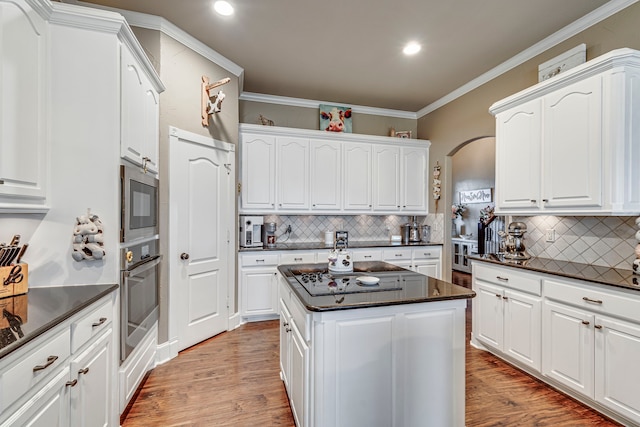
left=0, top=0, right=48, bottom=212
left=120, top=43, right=160, bottom=174
left=310, top=139, right=341, bottom=210
left=343, top=142, right=372, bottom=211
left=240, top=124, right=430, bottom=215
left=490, top=48, right=640, bottom=215
left=241, top=132, right=276, bottom=210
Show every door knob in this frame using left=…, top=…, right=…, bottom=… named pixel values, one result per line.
left=180, top=253, right=190, bottom=260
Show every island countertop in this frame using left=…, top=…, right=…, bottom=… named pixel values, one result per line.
left=277, top=261, right=475, bottom=312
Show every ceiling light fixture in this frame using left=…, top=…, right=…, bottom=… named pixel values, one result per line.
left=403, top=42, right=421, bottom=56
left=213, top=0, right=234, bottom=16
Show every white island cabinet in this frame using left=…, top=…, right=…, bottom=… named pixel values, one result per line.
left=278, top=263, right=472, bottom=427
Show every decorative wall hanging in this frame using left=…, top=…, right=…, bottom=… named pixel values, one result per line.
left=459, top=188, right=492, bottom=204
left=432, top=162, right=441, bottom=200
left=201, top=75, right=231, bottom=126
left=259, top=114, right=275, bottom=126
left=320, top=104, right=352, bottom=133
left=538, top=44, right=586, bottom=82
left=72, top=209, right=105, bottom=262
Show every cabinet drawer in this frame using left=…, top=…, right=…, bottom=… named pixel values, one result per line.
left=412, top=246, right=441, bottom=260
left=280, top=252, right=315, bottom=265
left=71, top=298, right=112, bottom=353
left=474, top=263, right=541, bottom=296
left=1, top=328, right=70, bottom=411
left=352, top=249, right=382, bottom=262
left=240, top=253, right=279, bottom=267
left=544, top=278, right=640, bottom=323
left=383, top=248, right=412, bottom=261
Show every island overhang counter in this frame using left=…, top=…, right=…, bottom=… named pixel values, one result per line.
left=277, top=261, right=475, bottom=427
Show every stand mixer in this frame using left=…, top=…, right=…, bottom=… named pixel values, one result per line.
left=499, top=222, right=531, bottom=260
left=328, top=231, right=353, bottom=273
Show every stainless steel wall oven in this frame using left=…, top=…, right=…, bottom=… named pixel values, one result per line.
left=120, top=165, right=159, bottom=243
left=120, top=237, right=162, bottom=363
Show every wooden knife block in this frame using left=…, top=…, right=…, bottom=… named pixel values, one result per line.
left=0, top=293, right=28, bottom=328
left=0, top=264, right=29, bottom=299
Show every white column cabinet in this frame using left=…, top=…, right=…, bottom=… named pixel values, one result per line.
left=239, top=124, right=430, bottom=214
left=310, top=140, right=341, bottom=210
left=490, top=48, right=640, bottom=215
left=241, top=133, right=276, bottom=210
left=120, top=44, right=160, bottom=174
left=277, top=137, right=310, bottom=210
left=372, top=145, right=401, bottom=211
left=342, top=142, right=372, bottom=211
left=0, top=0, right=48, bottom=211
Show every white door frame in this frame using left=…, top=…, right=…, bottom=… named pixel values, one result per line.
left=167, top=126, right=236, bottom=359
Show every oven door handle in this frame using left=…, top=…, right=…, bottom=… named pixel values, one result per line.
left=123, top=254, right=163, bottom=277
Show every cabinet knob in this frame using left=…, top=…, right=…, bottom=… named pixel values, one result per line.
left=78, top=367, right=90, bottom=375
left=495, top=294, right=501, bottom=298
left=530, top=199, right=536, bottom=203
left=582, top=320, right=590, bottom=326
left=542, top=199, right=549, bottom=203
left=594, top=324, right=603, bottom=330
left=66, top=379, right=78, bottom=388
left=180, top=253, right=190, bottom=260
left=502, top=296, right=508, bottom=300
left=285, top=327, right=292, bottom=333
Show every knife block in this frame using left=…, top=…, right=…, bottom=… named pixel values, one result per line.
left=0, top=293, right=28, bottom=328
left=0, top=263, right=29, bottom=299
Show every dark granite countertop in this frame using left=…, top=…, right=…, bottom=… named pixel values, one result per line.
left=240, top=240, right=442, bottom=252
left=469, top=254, right=640, bottom=292
left=0, top=284, right=118, bottom=360
left=278, top=261, right=475, bottom=312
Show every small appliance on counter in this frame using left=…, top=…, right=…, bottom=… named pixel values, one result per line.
left=239, top=215, right=264, bottom=248
left=263, top=222, right=277, bottom=248
left=501, top=221, right=531, bottom=260
left=401, top=217, right=422, bottom=243
left=328, top=231, right=352, bottom=273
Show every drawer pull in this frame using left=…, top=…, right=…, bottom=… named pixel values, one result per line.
left=582, top=320, right=590, bottom=326
left=66, top=379, right=78, bottom=387
left=294, top=258, right=302, bottom=261
left=582, top=297, right=603, bottom=304
left=282, top=321, right=289, bottom=327
left=496, top=276, right=509, bottom=282
left=285, top=327, right=292, bottom=333
left=364, top=255, right=372, bottom=259
left=33, top=355, right=58, bottom=372
left=495, top=294, right=501, bottom=298
left=256, top=259, right=265, bottom=263
left=502, top=296, right=508, bottom=300
left=423, top=253, right=431, bottom=256
left=78, top=367, right=89, bottom=375
left=395, top=254, right=403, bottom=257
left=92, top=317, right=107, bottom=328
left=594, top=324, right=603, bottom=330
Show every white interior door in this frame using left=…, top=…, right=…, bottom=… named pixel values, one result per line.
left=169, top=127, right=234, bottom=351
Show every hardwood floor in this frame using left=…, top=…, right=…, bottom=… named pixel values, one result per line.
left=122, top=272, right=621, bottom=427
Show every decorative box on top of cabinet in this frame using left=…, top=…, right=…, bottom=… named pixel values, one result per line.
left=490, top=48, right=640, bottom=215
left=0, top=0, right=48, bottom=212
left=239, top=124, right=431, bottom=215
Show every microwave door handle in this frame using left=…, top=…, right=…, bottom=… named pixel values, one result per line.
left=124, top=254, right=163, bottom=277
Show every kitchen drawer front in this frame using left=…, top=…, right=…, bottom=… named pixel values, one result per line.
left=352, top=249, right=382, bottom=262
left=383, top=248, right=412, bottom=262
left=280, top=252, right=316, bottom=265
left=1, top=327, right=71, bottom=411
left=240, top=253, right=279, bottom=267
left=71, top=297, right=112, bottom=353
left=474, top=263, right=541, bottom=296
left=544, top=278, right=640, bottom=323
left=279, top=275, right=292, bottom=306
left=412, top=246, right=441, bottom=260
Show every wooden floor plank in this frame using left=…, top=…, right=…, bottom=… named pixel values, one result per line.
left=122, top=272, right=621, bottom=426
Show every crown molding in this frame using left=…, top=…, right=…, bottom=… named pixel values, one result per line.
left=73, top=0, right=244, bottom=80
left=416, top=0, right=639, bottom=118
left=239, top=92, right=417, bottom=119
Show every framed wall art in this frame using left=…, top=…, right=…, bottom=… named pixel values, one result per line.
left=320, top=104, right=352, bottom=133
left=459, top=188, right=492, bottom=204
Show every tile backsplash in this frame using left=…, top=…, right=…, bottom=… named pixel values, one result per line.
left=515, top=216, right=637, bottom=270
left=264, top=214, right=445, bottom=244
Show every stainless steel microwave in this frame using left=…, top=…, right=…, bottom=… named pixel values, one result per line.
left=120, top=165, right=159, bottom=242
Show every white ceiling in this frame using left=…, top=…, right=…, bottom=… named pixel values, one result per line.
left=75, top=0, right=617, bottom=112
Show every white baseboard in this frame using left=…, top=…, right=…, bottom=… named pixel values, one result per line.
left=155, top=337, right=179, bottom=365
left=228, top=312, right=241, bottom=330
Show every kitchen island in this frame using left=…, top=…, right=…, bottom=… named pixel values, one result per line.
left=277, top=261, right=475, bottom=427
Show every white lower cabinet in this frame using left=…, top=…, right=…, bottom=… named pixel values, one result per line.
left=472, top=263, right=542, bottom=372
left=0, top=294, right=116, bottom=427
left=473, top=261, right=640, bottom=425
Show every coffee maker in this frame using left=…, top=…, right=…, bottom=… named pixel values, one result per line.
left=239, top=216, right=264, bottom=248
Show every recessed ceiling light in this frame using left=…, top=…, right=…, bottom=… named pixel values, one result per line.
left=213, top=0, right=234, bottom=16
left=403, top=42, right=421, bottom=55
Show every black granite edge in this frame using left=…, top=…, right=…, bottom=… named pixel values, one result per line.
left=0, top=283, right=119, bottom=360
left=469, top=254, right=640, bottom=292
left=278, top=262, right=475, bottom=312
left=240, top=241, right=443, bottom=252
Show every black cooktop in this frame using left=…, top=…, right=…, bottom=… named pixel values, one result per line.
left=291, top=268, right=404, bottom=296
